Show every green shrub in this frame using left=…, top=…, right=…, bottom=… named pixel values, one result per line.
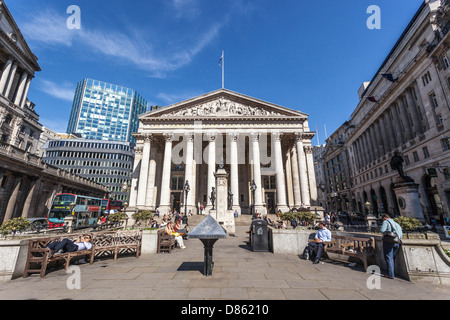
left=108, top=211, right=128, bottom=222
left=131, top=210, right=153, bottom=225
left=1, top=217, right=31, bottom=236
left=394, top=216, right=423, bottom=232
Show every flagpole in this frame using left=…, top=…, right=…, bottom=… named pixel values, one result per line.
left=222, top=50, right=224, bottom=89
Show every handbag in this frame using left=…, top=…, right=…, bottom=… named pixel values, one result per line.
left=382, top=220, right=401, bottom=244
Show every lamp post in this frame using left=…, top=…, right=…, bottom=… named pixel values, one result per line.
left=251, top=180, right=257, bottom=219
left=183, top=180, right=190, bottom=225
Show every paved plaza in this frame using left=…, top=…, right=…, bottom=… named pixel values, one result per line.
left=0, top=225, right=449, bottom=301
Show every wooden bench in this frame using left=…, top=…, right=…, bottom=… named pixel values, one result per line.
left=114, top=230, right=142, bottom=259
left=323, top=235, right=375, bottom=271
left=23, top=234, right=94, bottom=278
left=157, top=229, right=176, bottom=253
left=23, top=230, right=143, bottom=278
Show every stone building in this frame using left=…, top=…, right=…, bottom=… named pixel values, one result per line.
left=128, top=89, right=317, bottom=216
left=0, top=1, right=108, bottom=223
left=42, top=139, right=134, bottom=201
left=328, top=0, right=450, bottom=224
left=322, top=122, right=354, bottom=213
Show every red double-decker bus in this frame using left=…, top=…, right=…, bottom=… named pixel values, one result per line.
left=101, top=199, right=123, bottom=213
left=47, top=193, right=103, bottom=229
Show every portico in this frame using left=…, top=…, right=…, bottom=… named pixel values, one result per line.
left=129, top=89, right=317, bottom=216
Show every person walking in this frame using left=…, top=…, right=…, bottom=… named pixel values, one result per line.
left=380, top=214, right=403, bottom=279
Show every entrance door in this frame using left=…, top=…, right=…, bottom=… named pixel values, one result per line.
left=171, top=192, right=181, bottom=213
left=265, top=192, right=275, bottom=214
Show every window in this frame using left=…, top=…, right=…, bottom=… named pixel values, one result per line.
left=405, top=155, right=410, bottom=166
left=441, top=137, right=450, bottom=151
left=443, top=56, right=450, bottom=70
left=430, top=92, right=439, bottom=108
left=413, top=151, right=419, bottom=162
left=422, top=71, right=432, bottom=86
left=423, top=146, right=430, bottom=159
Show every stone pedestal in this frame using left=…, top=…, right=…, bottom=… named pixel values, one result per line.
left=393, top=178, right=426, bottom=222
left=212, top=167, right=235, bottom=235
left=63, top=215, right=75, bottom=233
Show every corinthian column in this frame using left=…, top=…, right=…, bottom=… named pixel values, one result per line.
left=0, top=57, right=13, bottom=94
left=252, top=133, right=265, bottom=214
left=206, top=133, right=216, bottom=212
left=137, top=134, right=152, bottom=207
left=304, top=145, right=317, bottom=205
left=229, top=133, right=240, bottom=211
left=273, top=132, right=289, bottom=212
left=295, top=133, right=310, bottom=207
left=184, top=133, right=195, bottom=213
left=159, top=133, right=173, bottom=215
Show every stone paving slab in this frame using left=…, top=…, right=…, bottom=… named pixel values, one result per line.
left=1, top=226, right=450, bottom=301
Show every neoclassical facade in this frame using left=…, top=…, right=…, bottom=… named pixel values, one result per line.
left=128, top=89, right=317, bottom=215
left=0, top=1, right=108, bottom=223
left=322, top=0, right=450, bottom=224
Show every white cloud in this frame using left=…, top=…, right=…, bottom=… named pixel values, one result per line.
left=172, top=0, right=201, bottom=19
left=20, top=8, right=223, bottom=77
left=21, top=9, right=74, bottom=47
left=37, top=79, right=75, bottom=101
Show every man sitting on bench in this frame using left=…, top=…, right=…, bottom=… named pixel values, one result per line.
left=46, top=235, right=93, bottom=257
left=307, top=222, right=332, bottom=264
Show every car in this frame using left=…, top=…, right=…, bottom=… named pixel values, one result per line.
left=27, top=217, right=48, bottom=231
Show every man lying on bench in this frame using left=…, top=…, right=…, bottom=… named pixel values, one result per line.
left=46, top=235, right=93, bottom=257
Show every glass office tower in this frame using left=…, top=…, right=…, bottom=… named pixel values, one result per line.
left=66, top=79, right=148, bottom=143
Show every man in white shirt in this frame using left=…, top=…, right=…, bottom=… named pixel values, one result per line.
left=46, top=235, right=92, bottom=257
left=307, top=222, right=332, bottom=264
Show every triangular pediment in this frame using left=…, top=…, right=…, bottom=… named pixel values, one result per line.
left=0, top=2, right=41, bottom=71
left=140, top=89, right=308, bottom=121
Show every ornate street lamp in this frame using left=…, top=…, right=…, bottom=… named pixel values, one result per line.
left=183, top=180, right=190, bottom=225
left=251, top=180, right=257, bottom=219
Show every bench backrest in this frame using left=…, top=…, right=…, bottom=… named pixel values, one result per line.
left=328, top=235, right=375, bottom=251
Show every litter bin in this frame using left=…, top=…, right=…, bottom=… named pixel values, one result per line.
left=251, top=219, right=268, bottom=252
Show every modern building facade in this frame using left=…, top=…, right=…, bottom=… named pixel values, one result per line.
left=66, top=78, right=149, bottom=143
left=42, top=139, right=134, bottom=201
left=128, top=89, right=318, bottom=216
left=324, top=0, right=450, bottom=224
left=0, top=1, right=108, bottom=223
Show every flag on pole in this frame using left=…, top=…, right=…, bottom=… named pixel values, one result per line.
left=219, top=50, right=224, bottom=89
left=218, top=52, right=224, bottom=67
left=367, top=96, right=377, bottom=103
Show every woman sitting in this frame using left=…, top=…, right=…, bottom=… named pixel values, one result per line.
left=165, top=221, right=185, bottom=249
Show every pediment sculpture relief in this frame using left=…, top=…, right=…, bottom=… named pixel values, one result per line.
left=160, top=97, right=284, bottom=117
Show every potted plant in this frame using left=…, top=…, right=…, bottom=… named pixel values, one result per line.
left=0, top=217, right=31, bottom=237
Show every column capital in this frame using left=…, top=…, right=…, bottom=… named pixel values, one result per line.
left=304, top=145, right=313, bottom=154
left=272, top=131, right=283, bottom=142
left=185, top=132, right=195, bottom=142
left=143, top=133, right=153, bottom=143
left=227, top=132, right=238, bottom=141
left=206, top=133, right=217, bottom=141
left=251, top=132, right=260, bottom=142
left=163, top=133, right=174, bottom=142
left=294, top=132, right=304, bottom=141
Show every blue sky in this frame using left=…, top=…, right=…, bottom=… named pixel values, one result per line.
left=8, top=0, right=423, bottom=143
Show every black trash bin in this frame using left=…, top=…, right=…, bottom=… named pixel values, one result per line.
left=251, top=219, right=268, bottom=252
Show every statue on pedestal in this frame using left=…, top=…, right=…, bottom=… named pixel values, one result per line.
left=210, top=187, right=216, bottom=210
left=390, top=152, right=414, bottom=182
left=227, top=186, right=233, bottom=210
